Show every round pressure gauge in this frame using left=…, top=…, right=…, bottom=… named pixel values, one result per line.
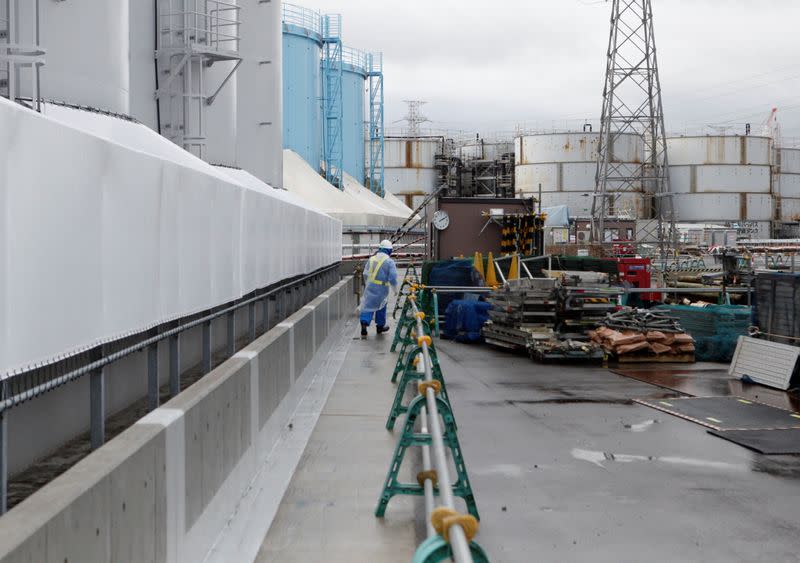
left=432, top=210, right=450, bottom=230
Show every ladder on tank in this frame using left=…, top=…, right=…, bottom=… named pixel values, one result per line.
left=367, top=52, right=385, bottom=197
left=155, top=0, right=242, bottom=159
left=322, top=14, right=344, bottom=189
left=0, top=0, right=45, bottom=110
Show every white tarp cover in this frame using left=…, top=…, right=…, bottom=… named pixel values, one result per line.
left=283, top=149, right=407, bottom=228
left=0, top=98, right=341, bottom=376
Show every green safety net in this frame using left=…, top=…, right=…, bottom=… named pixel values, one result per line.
left=653, top=304, right=751, bottom=362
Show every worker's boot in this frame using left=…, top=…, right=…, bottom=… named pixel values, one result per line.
left=376, top=325, right=391, bottom=335
left=360, top=322, right=368, bottom=339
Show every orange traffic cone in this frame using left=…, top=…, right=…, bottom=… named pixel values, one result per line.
left=485, top=252, right=498, bottom=287
left=473, top=251, right=485, bottom=280
left=509, top=254, right=519, bottom=281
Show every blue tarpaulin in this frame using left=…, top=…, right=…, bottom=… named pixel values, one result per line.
left=442, top=300, right=492, bottom=343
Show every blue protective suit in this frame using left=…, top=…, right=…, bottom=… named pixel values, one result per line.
left=359, top=249, right=398, bottom=326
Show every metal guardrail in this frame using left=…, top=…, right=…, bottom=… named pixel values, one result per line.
left=341, top=45, right=369, bottom=72
left=0, top=263, right=341, bottom=513
left=407, top=298, right=475, bottom=562
left=281, top=2, right=322, bottom=34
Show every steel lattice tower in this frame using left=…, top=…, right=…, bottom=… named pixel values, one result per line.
left=591, top=0, right=674, bottom=257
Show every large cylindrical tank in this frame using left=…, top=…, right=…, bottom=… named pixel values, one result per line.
left=514, top=132, right=645, bottom=217
left=384, top=137, right=442, bottom=209
left=341, top=46, right=368, bottom=183
left=237, top=0, right=283, bottom=187
left=775, top=148, right=800, bottom=221
left=205, top=61, right=238, bottom=166
left=458, top=140, right=513, bottom=161
left=667, top=136, right=774, bottom=235
left=128, top=0, right=157, bottom=130
left=282, top=3, right=323, bottom=172
left=15, top=0, right=130, bottom=114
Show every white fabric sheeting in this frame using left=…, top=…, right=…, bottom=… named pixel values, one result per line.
left=0, top=97, right=341, bottom=376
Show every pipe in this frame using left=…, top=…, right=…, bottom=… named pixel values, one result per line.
left=409, top=298, right=474, bottom=563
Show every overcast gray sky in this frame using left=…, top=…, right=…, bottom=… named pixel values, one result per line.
left=296, top=0, right=800, bottom=143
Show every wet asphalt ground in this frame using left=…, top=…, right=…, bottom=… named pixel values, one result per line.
left=259, top=327, right=800, bottom=563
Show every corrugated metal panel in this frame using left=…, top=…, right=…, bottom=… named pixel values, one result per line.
left=729, top=337, right=800, bottom=391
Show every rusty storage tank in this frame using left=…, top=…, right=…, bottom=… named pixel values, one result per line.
left=384, top=136, right=443, bottom=208
left=514, top=132, right=646, bottom=218
left=775, top=148, right=800, bottom=223
left=667, top=135, right=773, bottom=238
left=458, top=138, right=514, bottom=161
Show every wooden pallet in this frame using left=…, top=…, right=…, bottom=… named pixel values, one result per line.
left=613, top=352, right=695, bottom=364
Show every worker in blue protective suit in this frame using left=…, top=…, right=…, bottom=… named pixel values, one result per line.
left=359, top=239, right=399, bottom=338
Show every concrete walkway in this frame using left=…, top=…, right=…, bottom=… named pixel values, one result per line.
left=256, top=329, right=418, bottom=562
left=258, top=325, right=800, bottom=562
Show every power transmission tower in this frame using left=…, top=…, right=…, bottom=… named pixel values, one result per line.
left=398, top=100, right=430, bottom=136
left=591, top=0, right=674, bottom=257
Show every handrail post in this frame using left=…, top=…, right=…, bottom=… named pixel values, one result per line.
left=169, top=334, right=181, bottom=398
left=90, top=368, right=105, bottom=450
left=147, top=343, right=160, bottom=411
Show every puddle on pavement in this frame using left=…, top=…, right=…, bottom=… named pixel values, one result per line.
left=572, top=447, right=748, bottom=472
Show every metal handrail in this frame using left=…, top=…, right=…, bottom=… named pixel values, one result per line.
left=407, top=297, right=474, bottom=563
left=281, top=2, right=322, bottom=34
left=159, top=1, right=241, bottom=52
left=341, top=45, right=368, bottom=73
left=0, top=263, right=339, bottom=413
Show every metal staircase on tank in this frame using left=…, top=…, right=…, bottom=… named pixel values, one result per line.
left=155, top=0, right=242, bottom=159
left=367, top=52, right=385, bottom=196
left=322, top=14, right=344, bottom=189
left=0, top=0, right=45, bottom=110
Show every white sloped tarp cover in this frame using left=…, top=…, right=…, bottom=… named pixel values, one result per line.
left=0, top=98, right=341, bottom=376
left=283, top=149, right=408, bottom=228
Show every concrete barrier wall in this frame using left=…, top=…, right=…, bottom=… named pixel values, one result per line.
left=0, top=277, right=356, bottom=563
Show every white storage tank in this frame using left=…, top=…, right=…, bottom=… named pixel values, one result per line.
left=514, top=132, right=645, bottom=217
left=17, top=0, right=130, bottom=115
left=775, top=147, right=800, bottom=222
left=384, top=136, right=443, bottom=208
left=238, top=0, right=283, bottom=187
left=667, top=135, right=774, bottom=236
left=458, top=139, right=513, bottom=161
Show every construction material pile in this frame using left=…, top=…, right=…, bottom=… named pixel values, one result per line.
left=482, top=278, right=558, bottom=350
left=590, top=309, right=696, bottom=362
left=653, top=304, right=750, bottom=362
left=481, top=278, right=604, bottom=361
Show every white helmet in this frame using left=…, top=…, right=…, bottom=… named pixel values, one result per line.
left=379, top=239, right=393, bottom=251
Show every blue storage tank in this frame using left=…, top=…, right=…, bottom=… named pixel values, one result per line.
left=282, top=4, right=323, bottom=172
left=342, top=46, right=368, bottom=183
